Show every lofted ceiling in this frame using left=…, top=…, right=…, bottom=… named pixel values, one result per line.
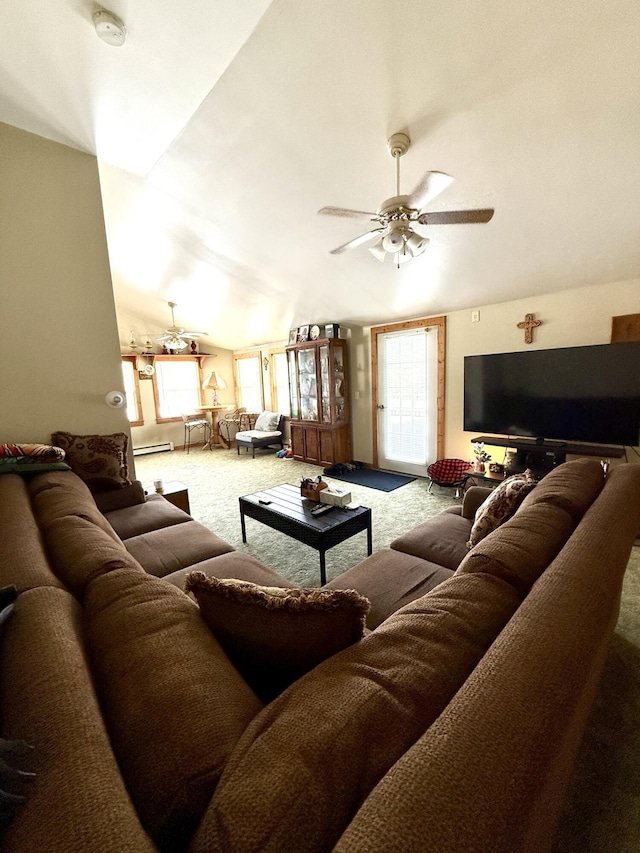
left=2, top=1, right=640, bottom=351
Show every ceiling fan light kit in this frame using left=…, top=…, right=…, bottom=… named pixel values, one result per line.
left=319, top=131, right=494, bottom=266
left=157, top=301, right=207, bottom=351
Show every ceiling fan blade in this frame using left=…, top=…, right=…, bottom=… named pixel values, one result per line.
left=329, top=228, right=386, bottom=255
left=181, top=331, right=207, bottom=338
left=407, top=171, right=454, bottom=211
left=319, top=206, right=378, bottom=220
left=417, top=208, right=495, bottom=225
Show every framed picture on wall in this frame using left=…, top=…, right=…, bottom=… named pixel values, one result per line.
left=288, top=328, right=298, bottom=345
left=297, top=324, right=310, bottom=343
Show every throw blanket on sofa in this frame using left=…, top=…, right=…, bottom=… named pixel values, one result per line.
left=0, top=444, right=65, bottom=463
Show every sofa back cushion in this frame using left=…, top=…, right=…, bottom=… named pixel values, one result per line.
left=44, top=515, right=146, bottom=597
left=457, top=500, right=576, bottom=596
left=0, top=475, right=65, bottom=592
left=84, top=569, right=263, bottom=849
left=190, top=571, right=522, bottom=853
left=333, top=463, right=640, bottom=853
left=29, top=471, right=120, bottom=543
left=518, top=457, right=604, bottom=520
left=0, top=586, right=158, bottom=853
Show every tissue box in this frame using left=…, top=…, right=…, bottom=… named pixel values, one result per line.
left=319, top=487, right=352, bottom=507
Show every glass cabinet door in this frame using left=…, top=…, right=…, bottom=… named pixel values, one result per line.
left=333, top=343, right=346, bottom=423
left=288, top=349, right=298, bottom=418
left=319, top=344, right=331, bottom=423
left=297, top=347, right=318, bottom=421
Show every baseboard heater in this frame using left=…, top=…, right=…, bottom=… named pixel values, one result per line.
left=132, top=442, right=174, bottom=456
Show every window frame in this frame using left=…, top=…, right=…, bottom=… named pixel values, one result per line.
left=121, top=355, right=143, bottom=427
left=268, top=347, right=291, bottom=417
left=151, top=355, right=205, bottom=423
left=233, top=352, right=264, bottom=413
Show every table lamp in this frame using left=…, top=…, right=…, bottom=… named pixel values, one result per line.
left=202, top=371, right=226, bottom=405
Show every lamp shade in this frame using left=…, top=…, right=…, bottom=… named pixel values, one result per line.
left=203, top=371, right=226, bottom=391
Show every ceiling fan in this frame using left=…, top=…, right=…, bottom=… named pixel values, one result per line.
left=157, top=301, right=207, bottom=351
left=318, top=132, right=494, bottom=266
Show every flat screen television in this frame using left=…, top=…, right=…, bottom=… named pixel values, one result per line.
left=464, top=342, right=640, bottom=448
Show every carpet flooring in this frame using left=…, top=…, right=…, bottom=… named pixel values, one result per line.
left=135, top=447, right=640, bottom=852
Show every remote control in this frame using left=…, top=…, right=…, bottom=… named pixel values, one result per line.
left=310, top=504, right=333, bottom=517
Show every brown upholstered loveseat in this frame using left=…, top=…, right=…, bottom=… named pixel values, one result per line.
left=0, top=458, right=638, bottom=852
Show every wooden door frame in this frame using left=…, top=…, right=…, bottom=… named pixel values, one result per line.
left=370, top=315, right=446, bottom=469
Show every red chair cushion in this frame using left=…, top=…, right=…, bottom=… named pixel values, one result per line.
left=427, top=459, right=471, bottom=484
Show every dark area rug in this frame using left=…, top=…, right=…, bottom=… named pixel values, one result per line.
left=324, top=466, right=416, bottom=492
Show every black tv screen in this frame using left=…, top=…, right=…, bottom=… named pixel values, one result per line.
left=464, top=342, right=640, bottom=447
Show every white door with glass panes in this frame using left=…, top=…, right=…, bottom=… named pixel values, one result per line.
left=376, top=327, right=438, bottom=477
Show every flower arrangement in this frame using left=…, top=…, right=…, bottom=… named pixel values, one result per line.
left=472, top=442, right=492, bottom=463
left=471, top=442, right=492, bottom=472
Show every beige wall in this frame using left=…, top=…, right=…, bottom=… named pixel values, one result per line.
left=0, top=123, right=130, bottom=448
left=353, top=278, right=640, bottom=467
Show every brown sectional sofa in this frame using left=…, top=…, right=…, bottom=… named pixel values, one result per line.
left=0, top=458, right=638, bottom=852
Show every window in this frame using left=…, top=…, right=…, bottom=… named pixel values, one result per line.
left=153, top=356, right=202, bottom=421
left=269, top=349, right=291, bottom=417
left=121, top=356, right=143, bottom=426
left=234, top=353, right=263, bottom=412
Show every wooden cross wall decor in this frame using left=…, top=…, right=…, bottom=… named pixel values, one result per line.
left=517, top=312, right=542, bottom=344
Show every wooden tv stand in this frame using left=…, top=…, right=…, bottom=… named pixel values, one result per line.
left=472, top=436, right=625, bottom=460
left=473, top=436, right=624, bottom=478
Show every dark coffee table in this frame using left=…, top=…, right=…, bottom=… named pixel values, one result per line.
left=239, top=483, right=372, bottom=585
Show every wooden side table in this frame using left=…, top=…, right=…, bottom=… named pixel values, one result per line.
left=153, top=481, right=190, bottom=514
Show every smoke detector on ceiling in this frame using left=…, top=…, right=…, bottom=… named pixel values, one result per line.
left=93, top=9, right=127, bottom=47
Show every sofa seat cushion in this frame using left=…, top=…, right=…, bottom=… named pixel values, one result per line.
left=104, top=492, right=191, bottom=540
left=186, top=574, right=370, bottom=702
left=191, top=571, right=522, bottom=853
left=390, top=511, right=472, bottom=570
left=0, top=587, right=157, bottom=853
left=84, top=569, right=264, bottom=849
left=123, top=520, right=234, bottom=577
left=0, top=475, right=66, bottom=592
left=164, top=551, right=299, bottom=591
left=326, top=549, right=454, bottom=629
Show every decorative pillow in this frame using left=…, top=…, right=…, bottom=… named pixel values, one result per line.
left=254, top=411, right=280, bottom=432
left=50, top=431, right=130, bottom=493
left=185, top=573, right=370, bottom=702
left=467, top=470, right=537, bottom=549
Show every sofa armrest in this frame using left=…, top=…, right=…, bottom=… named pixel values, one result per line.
left=461, top=486, right=492, bottom=520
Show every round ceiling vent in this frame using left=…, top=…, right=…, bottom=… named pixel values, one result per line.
left=93, top=9, right=127, bottom=47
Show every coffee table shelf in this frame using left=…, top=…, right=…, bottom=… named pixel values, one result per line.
left=239, top=483, right=372, bottom=585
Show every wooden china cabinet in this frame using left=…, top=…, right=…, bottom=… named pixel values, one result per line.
left=286, top=338, right=352, bottom=466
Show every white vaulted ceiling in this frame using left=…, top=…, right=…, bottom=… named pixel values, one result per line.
left=2, top=1, right=640, bottom=350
